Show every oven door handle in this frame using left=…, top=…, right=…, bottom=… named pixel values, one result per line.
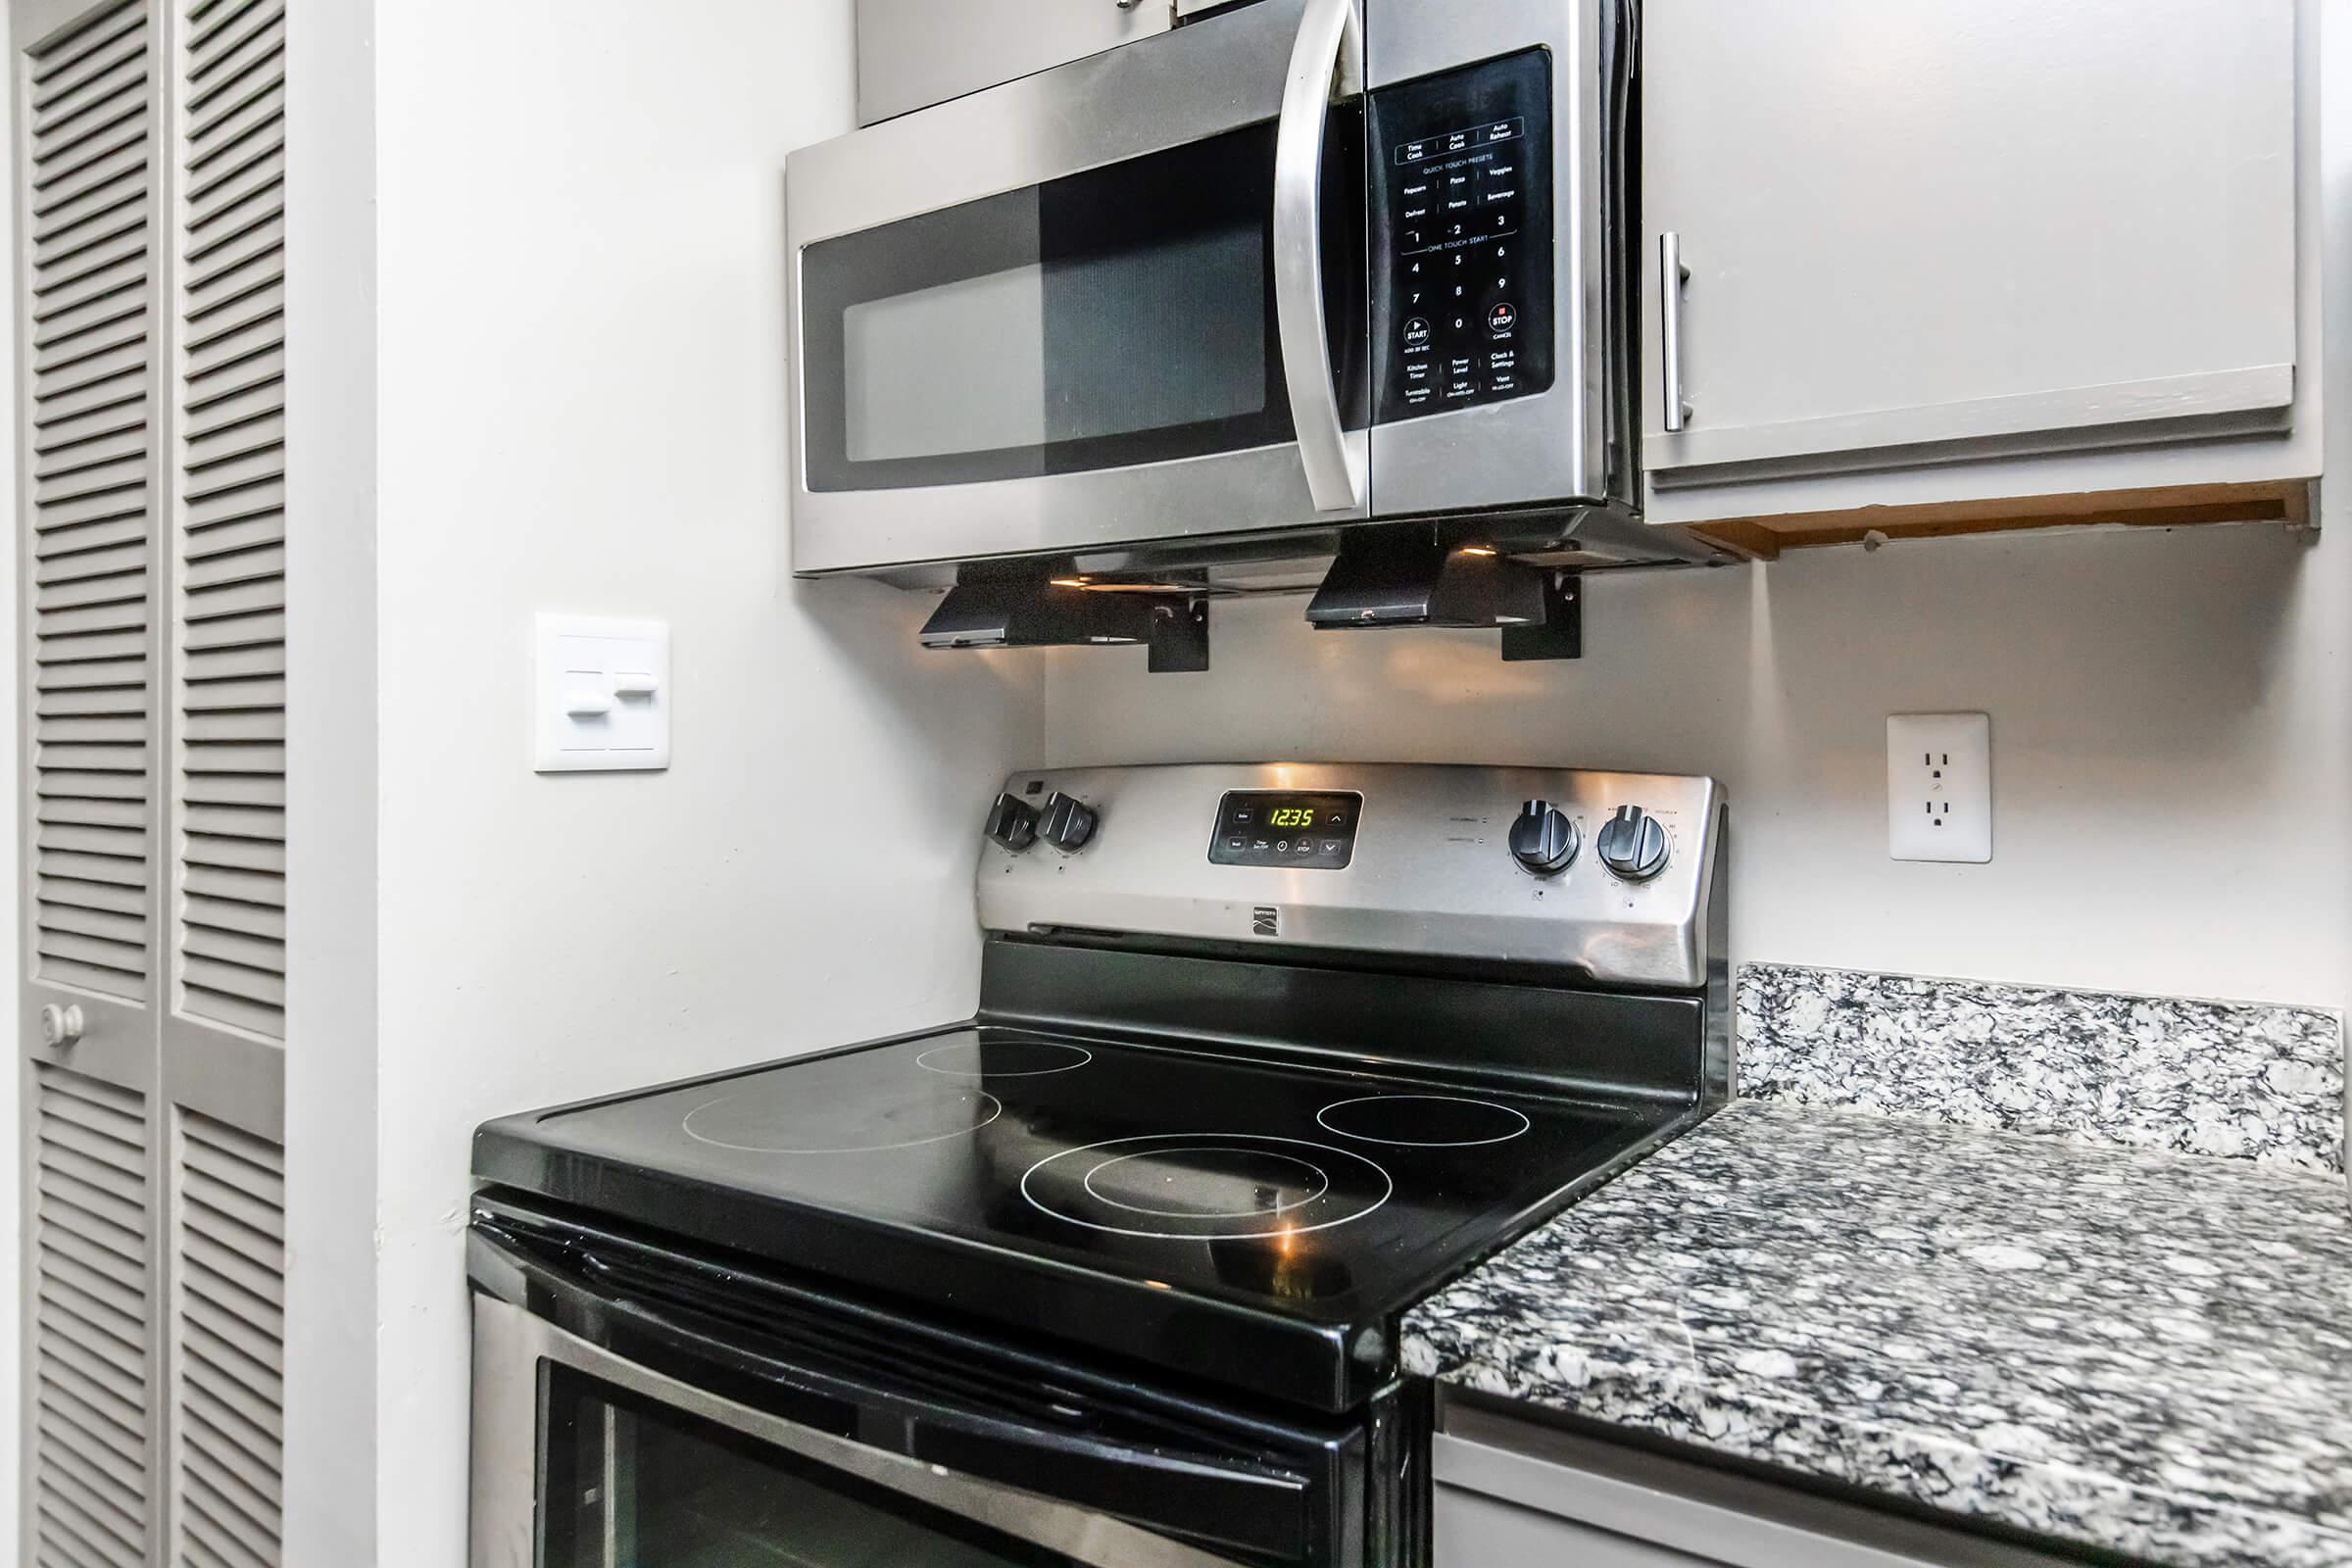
left=1273, top=0, right=1364, bottom=513
left=473, top=1241, right=1327, bottom=1566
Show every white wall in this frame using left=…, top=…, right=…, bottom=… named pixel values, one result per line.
left=364, top=2, right=1044, bottom=1562
left=283, top=0, right=382, bottom=1560
left=1046, top=517, right=2352, bottom=1013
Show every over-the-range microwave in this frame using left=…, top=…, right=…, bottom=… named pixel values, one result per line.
left=785, top=0, right=1720, bottom=597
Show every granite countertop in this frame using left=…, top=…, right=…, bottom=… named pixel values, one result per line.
left=1401, top=1100, right=2352, bottom=1568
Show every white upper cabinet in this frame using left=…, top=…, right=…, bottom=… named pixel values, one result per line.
left=1641, top=0, right=2300, bottom=501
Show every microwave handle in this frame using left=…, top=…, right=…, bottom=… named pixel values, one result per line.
left=1273, top=0, right=1363, bottom=512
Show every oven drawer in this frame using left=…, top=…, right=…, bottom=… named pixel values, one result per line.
left=466, top=1201, right=1404, bottom=1567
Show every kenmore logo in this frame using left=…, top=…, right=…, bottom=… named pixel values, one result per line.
left=1251, top=906, right=1280, bottom=938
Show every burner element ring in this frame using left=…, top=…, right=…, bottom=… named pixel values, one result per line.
left=914, top=1039, right=1094, bottom=1078
left=1315, top=1095, right=1533, bottom=1148
left=1021, top=1134, right=1392, bottom=1241
left=682, top=1089, right=1003, bottom=1154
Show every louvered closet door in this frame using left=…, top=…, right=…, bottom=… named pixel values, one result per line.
left=10, top=0, right=287, bottom=1563
left=163, top=2, right=283, bottom=1562
left=16, top=0, right=168, bottom=1562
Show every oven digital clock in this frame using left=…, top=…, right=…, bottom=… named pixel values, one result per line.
left=1208, top=791, right=1363, bottom=869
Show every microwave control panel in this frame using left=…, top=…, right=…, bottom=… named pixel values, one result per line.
left=1369, top=50, right=1556, bottom=423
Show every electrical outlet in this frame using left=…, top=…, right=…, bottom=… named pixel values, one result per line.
left=1887, top=712, right=1990, bottom=862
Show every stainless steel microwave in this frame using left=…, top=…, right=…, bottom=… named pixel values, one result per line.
left=786, top=0, right=1691, bottom=584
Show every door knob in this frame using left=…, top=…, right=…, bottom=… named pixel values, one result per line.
left=38, top=1004, right=84, bottom=1049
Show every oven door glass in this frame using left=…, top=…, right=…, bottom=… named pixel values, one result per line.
left=540, top=1365, right=1080, bottom=1567
left=800, top=112, right=1366, bottom=495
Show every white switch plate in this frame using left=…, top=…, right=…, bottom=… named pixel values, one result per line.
left=1887, top=712, right=1990, bottom=862
left=534, top=614, right=670, bottom=772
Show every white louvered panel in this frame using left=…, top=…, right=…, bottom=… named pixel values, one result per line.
left=176, top=0, right=284, bottom=1039
left=29, top=0, right=156, bottom=1003
left=30, top=1064, right=154, bottom=1568
left=170, top=1110, right=283, bottom=1568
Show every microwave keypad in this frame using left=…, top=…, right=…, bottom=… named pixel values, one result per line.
left=1371, top=51, right=1554, bottom=424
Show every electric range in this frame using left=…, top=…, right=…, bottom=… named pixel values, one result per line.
left=468, top=763, right=1728, bottom=1568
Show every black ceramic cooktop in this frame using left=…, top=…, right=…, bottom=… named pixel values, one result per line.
left=473, top=1025, right=1686, bottom=1409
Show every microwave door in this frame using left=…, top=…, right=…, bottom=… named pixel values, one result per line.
left=1364, top=0, right=1616, bottom=521
left=787, top=0, right=1372, bottom=578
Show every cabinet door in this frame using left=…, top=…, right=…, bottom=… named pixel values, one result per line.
left=1642, top=0, right=2297, bottom=487
left=13, top=0, right=291, bottom=1561
left=1438, top=1484, right=1729, bottom=1567
left=17, top=3, right=171, bottom=1559
left=854, top=0, right=1175, bottom=124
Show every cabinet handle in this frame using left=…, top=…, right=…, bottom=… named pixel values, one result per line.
left=1660, top=232, right=1691, bottom=433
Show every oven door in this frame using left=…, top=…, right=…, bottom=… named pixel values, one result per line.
left=787, top=0, right=1372, bottom=576
left=472, top=1296, right=1261, bottom=1568
left=467, top=1209, right=1388, bottom=1568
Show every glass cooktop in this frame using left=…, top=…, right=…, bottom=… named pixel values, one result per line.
left=474, top=1026, right=1680, bottom=1343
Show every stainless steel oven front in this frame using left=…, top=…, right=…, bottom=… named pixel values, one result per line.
left=466, top=1203, right=1423, bottom=1568
left=786, top=0, right=1632, bottom=578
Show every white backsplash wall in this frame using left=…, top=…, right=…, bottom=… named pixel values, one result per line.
left=1044, top=519, right=2352, bottom=1016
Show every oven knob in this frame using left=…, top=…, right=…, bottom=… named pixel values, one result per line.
left=1596, top=806, right=1670, bottom=881
left=1039, top=792, right=1099, bottom=854
left=1508, top=800, right=1579, bottom=876
left=984, top=793, right=1038, bottom=853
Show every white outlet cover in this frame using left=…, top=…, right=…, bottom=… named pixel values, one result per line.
left=535, top=613, right=670, bottom=772
left=1887, top=712, right=1990, bottom=862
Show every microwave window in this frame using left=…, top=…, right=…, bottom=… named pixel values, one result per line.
left=841, top=223, right=1266, bottom=464
left=801, top=114, right=1364, bottom=493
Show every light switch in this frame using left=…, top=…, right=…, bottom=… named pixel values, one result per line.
left=535, top=614, right=670, bottom=772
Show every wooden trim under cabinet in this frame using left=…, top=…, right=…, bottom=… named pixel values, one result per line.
left=1689, top=478, right=2313, bottom=562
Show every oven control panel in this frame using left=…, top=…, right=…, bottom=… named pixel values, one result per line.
left=1207, top=791, right=1362, bottom=869
left=1369, top=49, right=1555, bottom=422
left=977, top=765, right=1726, bottom=991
